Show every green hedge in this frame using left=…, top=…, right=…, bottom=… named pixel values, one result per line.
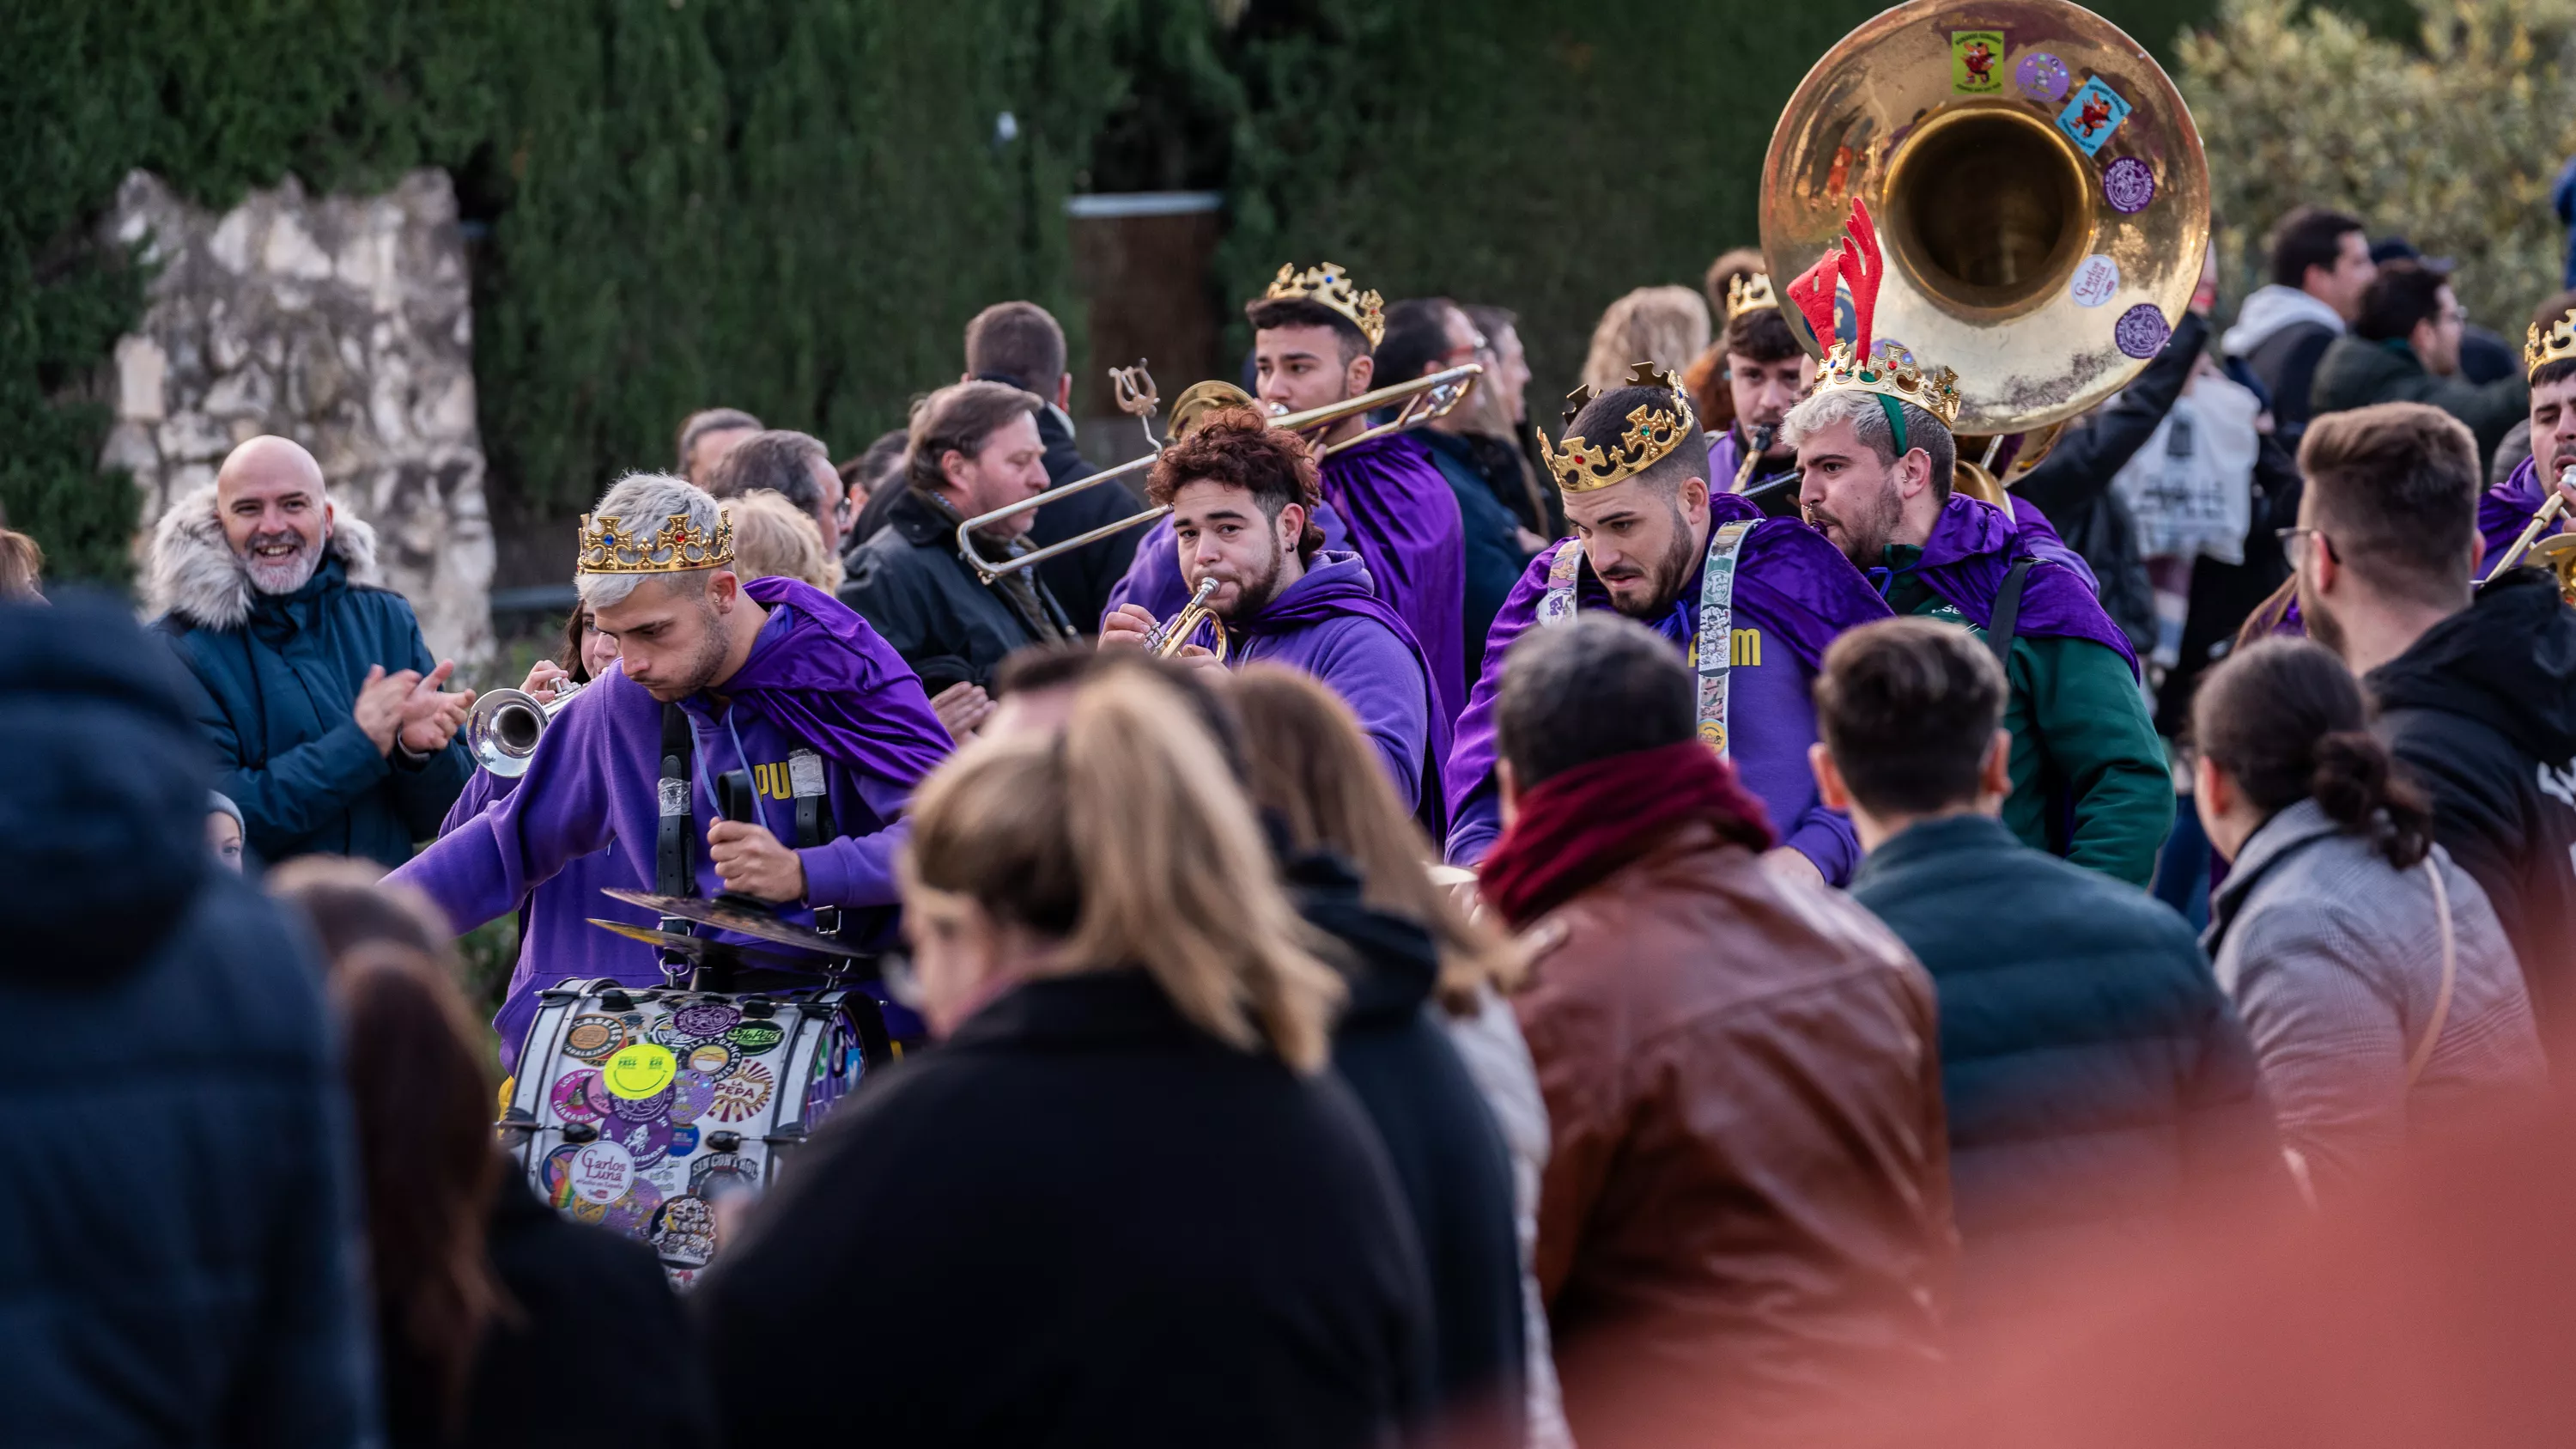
left=7, top=0, right=2221, bottom=584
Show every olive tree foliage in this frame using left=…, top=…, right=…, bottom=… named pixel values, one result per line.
left=2179, top=0, right=2576, bottom=327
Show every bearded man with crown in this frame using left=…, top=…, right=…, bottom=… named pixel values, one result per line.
left=1108, top=262, right=1471, bottom=723
left=392, top=472, right=954, bottom=1057
left=1442, top=361, right=1894, bottom=886
left=2477, top=298, right=2576, bottom=578
left=1783, top=200, right=2170, bottom=886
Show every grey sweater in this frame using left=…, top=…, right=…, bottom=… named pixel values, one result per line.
left=2206, top=799, right=2548, bottom=1197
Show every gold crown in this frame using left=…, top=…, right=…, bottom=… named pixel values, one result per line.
left=1814, top=338, right=1965, bottom=429
left=1726, top=272, right=1780, bottom=324
left=2527, top=308, right=2576, bottom=377
left=576, top=510, right=735, bottom=574
left=1537, top=363, right=1698, bottom=494
left=1262, top=262, right=1386, bottom=348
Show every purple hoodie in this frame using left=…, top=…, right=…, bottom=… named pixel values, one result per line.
left=2481, top=455, right=2568, bottom=579
left=1105, top=432, right=1467, bottom=722
left=393, top=581, right=951, bottom=1058
left=1443, top=495, right=1893, bottom=880
left=1228, top=550, right=1441, bottom=813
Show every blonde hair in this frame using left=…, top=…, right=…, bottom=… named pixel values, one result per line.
left=903, top=667, right=1343, bottom=1070
left=1580, top=284, right=1713, bottom=393
left=1230, top=667, right=1523, bottom=1012
left=728, top=488, right=842, bottom=592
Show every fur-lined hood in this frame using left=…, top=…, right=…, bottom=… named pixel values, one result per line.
left=145, top=483, right=380, bottom=631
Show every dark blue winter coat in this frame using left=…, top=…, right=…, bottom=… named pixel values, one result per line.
left=0, top=592, right=379, bottom=1446
left=146, top=490, right=470, bottom=868
left=1850, top=813, right=2285, bottom=1325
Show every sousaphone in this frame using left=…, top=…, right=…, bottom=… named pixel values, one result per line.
left=1760, top=0, right=2209, bottom=501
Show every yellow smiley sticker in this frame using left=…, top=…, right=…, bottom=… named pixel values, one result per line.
left=602, top=1043, right=677, bottom=1100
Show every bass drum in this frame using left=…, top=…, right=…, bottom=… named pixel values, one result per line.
left=498, top=977, right=894, bottom=1288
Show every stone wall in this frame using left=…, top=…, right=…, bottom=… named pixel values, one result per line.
left=100, top=168, right=495, bottom=666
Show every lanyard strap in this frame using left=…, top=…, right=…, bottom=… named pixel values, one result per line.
left=1692, top=520, right=1759, bottom=758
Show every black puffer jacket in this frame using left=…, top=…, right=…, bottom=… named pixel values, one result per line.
left=1290, top=852, right=1527, bottom=1443
left=841, top=486, right=1075, bottom=693
left=2368, top=568, right=2576, bottom=1037
left=0, top=593, right=378, bottom=1446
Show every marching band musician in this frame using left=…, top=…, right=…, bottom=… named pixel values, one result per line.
left=392, top=473, right=954, bottom=1041
left=1444, top=363, right=1893, bottom=886
left=1100, top=408, right=1443, bottom=817
left=1702, top=271, right=1816, bottom=513
left=2477, top=295, right=2576, bottom=577
left=1783, top=203, right=2172, bottom=886
left=1107, top=262, right=1470, bottom=723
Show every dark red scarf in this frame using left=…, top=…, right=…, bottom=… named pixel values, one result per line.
left=1478, top=740, right=1777, bottom=929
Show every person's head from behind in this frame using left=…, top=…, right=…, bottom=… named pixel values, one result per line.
left=904, top=381, right=1048, bottom=537
left=2269, top=206, right=2375, bottom=322
left=208, top=792, right=245, bottom=872
left=1809, top=617, right=2010, bottom=849
left=702, top=428, right=846, bottom=555
left=1145, top=407, right=1324, bottom=621
left=1785, top=385, right=1958, bottom=567
left=1551, top=374, right=1715, bottom=618
left=677, top=407, right=763, bottom=484
left=726, top=488, right=841, bottom=594
left=216, top=435, right=334, bottom=596
left=574, top=473, right=756, bottom=702
left=0, top=528, right=43, bottom=602
left=270, top=860, right=503, bottom=1434
left=1493, top=612, right=1696, bottom=810
left=963, top=301, right=1072, bottom=410
left=2525, top=290, right=2576, bottom=484
left=2290, top=403, right=2480, bottom=663
left=899, top=667, right=1337, bottom=1060
left=2190, top=636, right=2434, bottom=869
left=1232, top=666, right=1516, bottom=1009
left=1580, top=285, right=1711, bottom=394
left=985, top=643, right=1248, bottom=766
left=841, top=429, right=909, bottom=513
left=2354, top=260, right=2464, bottom=377
left=1246, top=276, right=1377, bottom=418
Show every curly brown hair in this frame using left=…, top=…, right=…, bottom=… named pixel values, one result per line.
left=1144, top=407, right=1327, bottom=559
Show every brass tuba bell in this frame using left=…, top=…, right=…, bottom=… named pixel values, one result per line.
left=1760, top=0, right=2210, bottom=439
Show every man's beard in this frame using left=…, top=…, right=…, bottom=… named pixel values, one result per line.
left=1212, top=537, right=1289, bottom=621
left=646, top=600, right=734, bottom=701
left=1804, top=480, right=1903, bottom=567
left=240, top=527, right=325, bottom=595
left=1601, top=514, right=1701, bottom=620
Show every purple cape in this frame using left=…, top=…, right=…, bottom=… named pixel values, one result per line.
left=1901, top=496, right=2139, bottom=674
left=2480, top=456, right=2567, bottom=580
left=1235, top=550, right=1449, bottom=819
left=1443, top=493, right=1889, bottom=824
left=735, top=575, right=952, bottom=789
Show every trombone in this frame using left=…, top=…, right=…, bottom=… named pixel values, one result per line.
left=955, top=361, right=1484, bottom=582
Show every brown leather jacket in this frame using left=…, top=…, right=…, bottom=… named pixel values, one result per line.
left=1513, top=823, right=1956, bottom=1443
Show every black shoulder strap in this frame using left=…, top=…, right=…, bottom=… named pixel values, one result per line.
left=655, top=703, right=694, bottom=898
left=1986, top=557, right=2036, bottom=667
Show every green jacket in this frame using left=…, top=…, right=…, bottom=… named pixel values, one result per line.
left=2312, top=333, right=2526, bottom=469
left=1884, top=557, right=2172, bottom=886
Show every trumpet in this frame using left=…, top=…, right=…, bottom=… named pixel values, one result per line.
left=465, top=677, right=587, bottom=777
left=1144, top=576, right=1232, bottom=661
left=956, top=362, right=1484, bottom=583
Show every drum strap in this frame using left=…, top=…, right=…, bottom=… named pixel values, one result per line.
left=656, top=703, right=694, bottom=898
left=789, top=747, right=840, bottom=936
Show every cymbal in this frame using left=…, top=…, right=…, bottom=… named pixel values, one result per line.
left=601, top=889, right=868, bottom=958
left=585, top=919, right=835, bottom=972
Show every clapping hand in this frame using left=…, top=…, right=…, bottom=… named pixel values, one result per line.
left=930, top=682, right=996, bottom=742
left=353, top=665, right=423, bottom=756
left=398, top=659, right=477, bottom=754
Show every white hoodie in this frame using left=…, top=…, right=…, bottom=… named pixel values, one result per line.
left=2221, top=283, right=2348, bottom=358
